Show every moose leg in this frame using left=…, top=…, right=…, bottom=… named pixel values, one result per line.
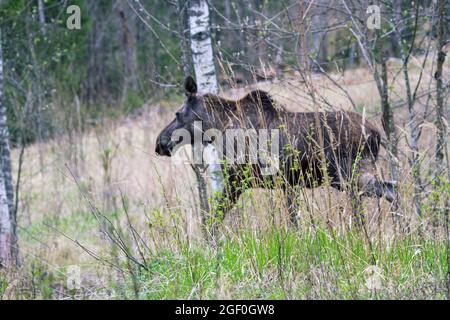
left=209, top=173, right=243, bottom=239
left=212, top=186, right=242, bottom=220
left=349, top=187, right=366, bottom=228
left=327, top=161, right=367, bottom=228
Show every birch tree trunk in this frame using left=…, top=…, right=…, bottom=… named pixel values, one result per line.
left=37, top=0, right=46, bottom=35
left=0, top=170, right=12, bottom=267
left=188, top=0, right=224, bottom=238
left=188, top=0, right=218, bottom=94
left=188, top=0, right=222, bottom=192
left=176, top=0, right=211, bottom=230
left=0, top=29, right=17, bottom=267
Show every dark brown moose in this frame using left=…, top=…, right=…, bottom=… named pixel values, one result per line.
left=155, top=76, right=396, bottom=227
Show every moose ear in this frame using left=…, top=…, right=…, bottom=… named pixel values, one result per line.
left=184, top=76, right=197, bottom=95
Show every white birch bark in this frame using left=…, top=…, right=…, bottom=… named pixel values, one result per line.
left=0, top=29, right=14, bottom=267
left=188, top=0, right=218, bottom=94
left=204, top=144, right=223, bottom=193
left=188, top=0, right=223, bottom=194
left=0, top=169, right=12, bottom=267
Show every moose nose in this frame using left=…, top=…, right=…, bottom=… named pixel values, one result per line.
left=155, top=138, right=172, bottom=156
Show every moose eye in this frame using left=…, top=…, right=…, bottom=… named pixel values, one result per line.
left=175, top=112, right=182, bottom=121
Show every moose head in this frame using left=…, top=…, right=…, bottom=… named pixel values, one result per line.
left=155, top=76, right=216, bottom=157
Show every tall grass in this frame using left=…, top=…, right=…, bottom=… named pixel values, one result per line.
left=136, top=227, right=447, bottom=299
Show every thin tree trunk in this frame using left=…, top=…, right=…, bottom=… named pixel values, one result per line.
left=348, top=41, right=357, bottom=69
left=86, top=0, right=99, bottom=105
left=0, top=169, right=12, bottom=267
left=297, top=0, right=308, bottom=71
left=380, top=57, right=398, bottom=182
left=188, top=0, right=218, bottom=93
left=188, top=0, right=223, bottom=239
left=224, top=0, right=232, bottom=46
left=255, top=0, right=267, bottom=67
left=435, top=0, right=447, bottom=176
left=392, top=0, right=402, bottom=57
left=176, top=0, right=211, bottom=229
left=86, top=0, right=106, bottom=105
left=394, top=1, right=423, bottom=217
left=435, top=0, right=449, bottom=298
left=311, top=1, right=326, bottom=71
left=348, top=1, right=401, bottom=190
left=381, top=57, right=398, bottom=176
left=380, top=57, right=400, bottom=224
left=119, top=1, right=138, bottom=95
left=0, top=29, right=17, bottom=267
left=176, top=0, right=191, bottom=78
left=37, top=0, right=46, bottom=35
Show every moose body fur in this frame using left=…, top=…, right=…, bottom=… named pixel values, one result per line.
left=155, top=77, right=396, bottom=228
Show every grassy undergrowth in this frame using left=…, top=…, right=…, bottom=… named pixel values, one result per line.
left=125, top=227, right=448, bottom=299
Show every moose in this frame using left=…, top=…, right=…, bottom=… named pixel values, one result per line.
left=155, top=76, right=396, bottom=228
